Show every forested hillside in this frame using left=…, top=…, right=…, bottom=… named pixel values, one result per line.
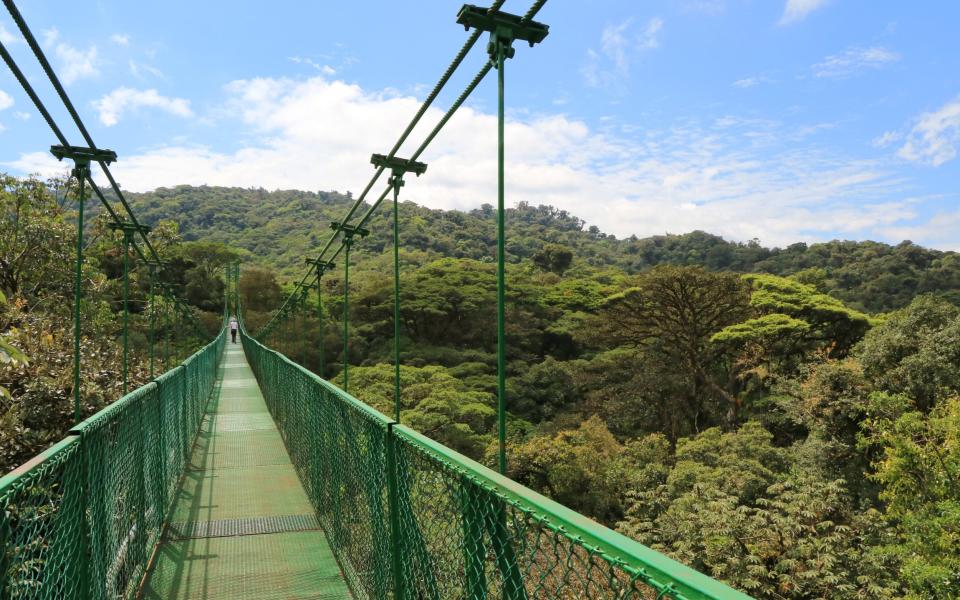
left=5, top=176, right=960, bottom=598
left=0, top=175, right=231, bottom=470
left=124, top=185, right=960, bottom=312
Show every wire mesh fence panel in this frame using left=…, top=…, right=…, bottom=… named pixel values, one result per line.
left=0, top=328, right=226, bottom=599
left=393, top=428, right=653, bottom=600
left=243, top=325, right=751, bottom=600
left=0, top=438, right=87, bottom=600
left=155, top=366, right=187, bottom=512
left=242, top=334, right=394, bottom=600
left=74, top=385, right=158, bottom=600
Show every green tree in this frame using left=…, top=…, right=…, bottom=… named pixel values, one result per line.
left=0, top=174, right=75, bottom=297
left=619, top=423, right=901, bottom=599
left=713, top=274, right=873, bottom=359
left=240, top=267, right=283, bottom=312
left=346, top=363, right=495, bottom=459
left=590, top=265, right=751, bottom=422
left=863, top=394, right=960, bottom=598
left=572, top=347, right=697, bottom=441
left=507, top=416, right=626, bottom=523
left=532, top=243, right=574, bottom=275
left=857, top=296, right=960, bottom=411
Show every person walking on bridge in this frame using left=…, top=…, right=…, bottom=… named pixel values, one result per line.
left=230, top=316, right=238, bottom=343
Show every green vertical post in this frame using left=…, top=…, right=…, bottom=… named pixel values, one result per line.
left=109, top=222, right=149, bottom=393
left=286, top=309, right=292, bottom=357
left=50, top=145, right=117, bottom=422
left=121, top=231, right=130, bottom=395
left=172, top=297, right=179, bottom=365
left=163, top=290, right=170, bottom=368
left=495, top=37, right=508, bottom=475
left=70, top=170, right=86, bottom=422
left=369, top=153, right=426, bottom=422
left=299, top=292, right=307, bottom=365
left=455, top=1, right=548, bottom=476
left=385, top=426, right=406, bottom=600
left=304, top=258, right=335, bottom=378
left=224, top=264, right=230, bottom=320
left=332, top=222, right=368, bottom=393
left=149, top=265, right=157, bottom=378
left=317, top=276, right=325, bottom=377
left=234, top=262, right=240, bottom=315
left=343, top=239, right=351, bottom=393
left=391, top=177, right=402, bottom=421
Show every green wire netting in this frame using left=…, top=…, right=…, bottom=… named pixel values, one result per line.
left=0, top=329, right=225, bottom=599
left=242, top=329, right=750, bottom=600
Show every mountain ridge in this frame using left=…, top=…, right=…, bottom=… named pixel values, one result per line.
left=122, top=184, right=960, bottom=312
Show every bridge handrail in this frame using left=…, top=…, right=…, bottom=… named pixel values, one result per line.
left=0, top=327, right=226, bottom=599
left=241, top=326, right=752, bottom=600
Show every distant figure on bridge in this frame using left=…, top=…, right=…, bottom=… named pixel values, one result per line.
left=230, top=317, right=238, bottom=343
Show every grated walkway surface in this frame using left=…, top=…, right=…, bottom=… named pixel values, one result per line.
left=140, top=342, right=352, bottom=599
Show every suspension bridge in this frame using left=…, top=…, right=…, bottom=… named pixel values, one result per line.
left=0, top=1, right=752, bottom=598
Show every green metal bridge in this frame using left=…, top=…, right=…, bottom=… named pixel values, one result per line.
left=0, top=0, right=753, bottom=598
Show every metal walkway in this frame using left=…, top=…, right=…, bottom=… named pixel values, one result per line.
left=141, top=342, right=352, bottom=599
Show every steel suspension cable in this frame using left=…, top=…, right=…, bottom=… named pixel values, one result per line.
left=0, top=39, right=146, bottom=241
left=257, top=1, right=507, bottom=336
left=5, top=0, right=164, bottom=264
left=266, top=59, right=495, bottom=343
left=259, top=58, right=492, bottom=338
left=0, top=39, right=68, bottom=145
left=2, top=1, right=203, bottom=345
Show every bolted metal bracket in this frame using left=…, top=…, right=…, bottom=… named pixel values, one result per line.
left=456, top=4, right=549, bottom=63
left=147, top=259, right=169, bottom=275
left=331, top=222, right=370, bottom=240
left=305, top=257, right=336, bottom=276
left=107, top=220, right=152, bottom=240
left=50, top=144, right=117, bottom=180
left=371, top=153, right=428, bottom=188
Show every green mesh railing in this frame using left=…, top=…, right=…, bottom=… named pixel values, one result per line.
left=241, top=328, right=751, bottom=600
left=0, top=328, right=226, bottom=600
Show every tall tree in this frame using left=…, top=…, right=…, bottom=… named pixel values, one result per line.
left=590, top=266, right=751, bottom=422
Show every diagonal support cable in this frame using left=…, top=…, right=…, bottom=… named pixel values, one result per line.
left=4, top=0, right=163, bottom=265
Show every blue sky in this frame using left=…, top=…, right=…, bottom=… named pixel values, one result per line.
left=1, top=0, right=959, bottom=248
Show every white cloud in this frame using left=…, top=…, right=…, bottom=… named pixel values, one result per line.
left=873, top=130, right=901, bottom=148
left=42, top=27, right=58, bottom=46
left=129, top=59, right=164, bottom=79
left=684, top=1, right=726, bottom=15
left=13, top=111, right=30, bottom=121
left=733, top=76, right=773, bottom=89
left=0, top=90, right=13, bottom=111
left=42, top=28, right=99, bottom=85
left=111, top=33, right=130, bottom=46
left=638, top=17, right=664, bottom=50
left=92, top=87, right=193, bottom=126
left=813, top=46, right=899, bottom=79
left=897, top=97, right=960, bottom=167
left=289, top=56, right=336, bottom=75
left=780, top=0, right=830, bottom=25
left=583, top=17, right=663, bottom=90
left=0, top=23, right=18, bottom=44
left=880, top=207, right=960, bottom=251
left=0, top=74, right=920, bottom=247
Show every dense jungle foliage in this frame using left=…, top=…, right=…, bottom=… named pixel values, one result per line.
left=5, top=176, right=960, bottom=598
left=0, top=174, right=232, bottom=470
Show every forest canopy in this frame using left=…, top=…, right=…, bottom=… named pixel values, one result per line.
left=4, top=176, right=960, bottom=598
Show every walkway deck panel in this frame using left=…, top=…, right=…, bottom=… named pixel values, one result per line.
left=141, top=343, right=352, bottom=599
